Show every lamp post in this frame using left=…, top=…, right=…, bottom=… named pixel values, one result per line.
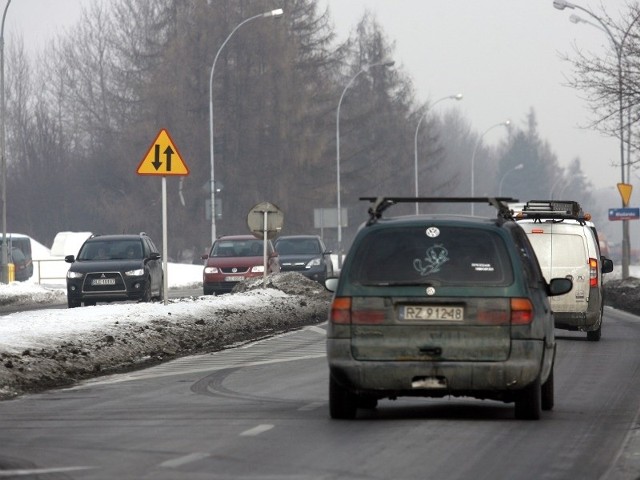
left=549, top=175, right=567, bottom=199
left=553, top=0, right=638, bottom=278
left=470, top=120, right=510, bottom=215
left=499, top=163, right=523, bottom=197
left=209, top=8, right=283, bottom=245
left=0, top=0, right=10, bottom=284
left=414, top=93, right=463, bottom=214
left=336, top=59, right=394, bottom=267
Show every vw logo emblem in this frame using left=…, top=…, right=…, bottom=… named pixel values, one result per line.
left=426, top=287, right=436, bottom=296
left=232, top=268, right=238, bottom=273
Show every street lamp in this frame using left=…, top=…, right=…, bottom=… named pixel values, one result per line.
left=553, top=0, right=638, bottom=277
left=336, top=59, right=394, bottom=266
left=470, top=120, right=510, bottom=215
left=0, top=0, right=10, bottom=284
left=414, top=93, right=463, bottom=214
left=549, top=175, right=567, bottom=199
left=209, top=8, right=283, bottom=245
left=499, top=163, right=523, bottom=196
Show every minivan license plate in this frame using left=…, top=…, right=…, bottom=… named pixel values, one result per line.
left=402, top=305, right=464, bottom=321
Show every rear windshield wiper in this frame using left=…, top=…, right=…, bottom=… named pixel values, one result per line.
left=359, top=280, right=442, bottom=287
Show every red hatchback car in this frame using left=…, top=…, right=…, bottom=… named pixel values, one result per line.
left=202, top=235, right=280, bottom=295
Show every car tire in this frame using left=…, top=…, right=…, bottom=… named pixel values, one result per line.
left=154, top=277, right=164, bottom=302
left=67, top=298, right=81, bottom=308
left=541, top=366, right=554, bottom=411
left=357, top=396, right=378, bottom=410
left=141, top=279, right=152, bottom=303
left=329, top=375, right=357, bottom=420
left=587, top=308, right=603, bottom=342
left=203, top=286, right=214, bottom=296
left=514, top=375, right=541, bottom=420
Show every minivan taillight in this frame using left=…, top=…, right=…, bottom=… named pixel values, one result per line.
left=330, top=297, right=386, bottom=324
left=330, top=297, right=351, bottom=324
left=511, top=298, right=534, bottom=325
left=589, top=258, right=598, bottom=287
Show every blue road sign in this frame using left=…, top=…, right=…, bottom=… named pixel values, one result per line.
left=608, top=208, right=640, bottom=221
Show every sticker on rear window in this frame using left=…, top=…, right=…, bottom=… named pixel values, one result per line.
left=414, top=244, right=449, bottom=276
left=472, top=263, right=494, bottom=272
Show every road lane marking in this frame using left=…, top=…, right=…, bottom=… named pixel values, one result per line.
left=159, top=452, right=210, bottom=468
left=240, top=424, right=274, bottom=436
left=0, top=467, right=94, bottom=476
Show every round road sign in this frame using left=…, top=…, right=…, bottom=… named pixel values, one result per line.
left=247, top=202, right=284, bottom=239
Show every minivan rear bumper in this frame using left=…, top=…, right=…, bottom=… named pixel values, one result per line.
left=327, top=338, right=547, bottom=400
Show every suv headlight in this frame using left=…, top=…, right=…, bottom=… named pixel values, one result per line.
left=251, top=265, right=265, bottom=273
left=125, top=268, right=145, bottom=276
left=305, top=257, right=322, bottom=269
left=67, top=271, right=84, bottom=279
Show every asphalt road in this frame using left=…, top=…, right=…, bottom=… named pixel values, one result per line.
left=1, top=307, right=639, bottom=479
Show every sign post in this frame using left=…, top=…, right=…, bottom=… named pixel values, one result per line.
left=247, top=202, right=284, bottom=288
left=137, top=128, right=189, bottom=305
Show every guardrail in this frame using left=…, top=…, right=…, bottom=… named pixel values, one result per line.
left=33, top=258, right=68, bottom=285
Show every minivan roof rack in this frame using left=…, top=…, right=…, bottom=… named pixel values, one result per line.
left=359, top=197, right=519, bottom=225
left=517, top=200, right=590, bottom=223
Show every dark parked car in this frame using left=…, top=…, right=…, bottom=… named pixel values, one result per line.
left=274, top=234, right=333, bottom=283
left=202, top=235, right=280, bottom=295
left=9, top=247, right=30, bottom=282
left=65, top=233, right=163, bottom=308
left=324, top=197, right=572, bottom=420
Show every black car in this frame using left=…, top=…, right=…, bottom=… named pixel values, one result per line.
left=65, top=233, right=163, bottom=308
left=325, top=197, right=572, bottom=420
left=274, top=234, right=334, bottom=283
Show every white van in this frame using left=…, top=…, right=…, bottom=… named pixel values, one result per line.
left=516, top=201, right=613, bottom=341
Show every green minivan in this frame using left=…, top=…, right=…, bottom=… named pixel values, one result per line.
left=325, top=197, right=572, bottom=420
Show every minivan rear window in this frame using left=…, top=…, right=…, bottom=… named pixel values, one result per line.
left=348, top=226, right=513, bottom=286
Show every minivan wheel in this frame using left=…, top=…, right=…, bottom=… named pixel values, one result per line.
left=329, top=376, right=357, bottom=420
left=515, top=376, right=542, bottom=420
left=587, top=310, right=602, bottom=342
left=541, top=367, right=554, bottom=411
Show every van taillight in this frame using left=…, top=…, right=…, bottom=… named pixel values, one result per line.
left=589, top=258, right=598, bottom=287
left=511, top=298, right=534, bottom=325
left=330, top=297, right=351, bottom=324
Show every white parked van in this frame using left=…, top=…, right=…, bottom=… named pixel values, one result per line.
left=516, top=201, right=613, bottom=341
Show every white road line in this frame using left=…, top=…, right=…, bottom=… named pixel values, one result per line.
left=298, top=402, right=324, bottom=411
left=0, top=467, right=94, bottom=476
left=159, top=452, right=210, bottom=468
left=240, top=424, right=274, bottom=436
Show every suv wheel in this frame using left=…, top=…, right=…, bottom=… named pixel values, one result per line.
left=515, top=376, right=541, bottom=420
left=68, top=298, right=81, bottom=308
left=329, top=376, right=357, bottom=420
left=541, top=366, right=554, bottom=411
left=140, top=279, right=152, bottom=303
left=154, top=277, right=164, bottom=302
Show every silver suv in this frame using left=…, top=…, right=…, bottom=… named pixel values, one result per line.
left=325, top=197, right=572, bottom=420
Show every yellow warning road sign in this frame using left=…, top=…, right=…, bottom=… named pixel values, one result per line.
left=137, top=129, right=189, bottom=176
left=617, top=183, right=633, bottom=207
